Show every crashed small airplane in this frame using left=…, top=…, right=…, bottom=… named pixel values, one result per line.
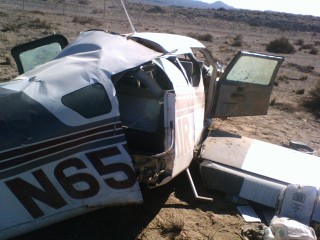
left=0, top=24, right=319, bottom=238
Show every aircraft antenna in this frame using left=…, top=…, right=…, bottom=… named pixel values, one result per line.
left=120, top=0, right=136, bottom=33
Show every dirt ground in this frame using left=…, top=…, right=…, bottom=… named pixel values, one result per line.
left=1, top=2, right=320, bottom=240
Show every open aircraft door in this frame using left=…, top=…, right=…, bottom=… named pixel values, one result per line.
left=209, top=51, right=284, bottom=118
left=199, top=51, right=320, bottom=215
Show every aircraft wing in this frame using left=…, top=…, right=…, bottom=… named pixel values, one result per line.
left=199, top=132, right=320, bottom=209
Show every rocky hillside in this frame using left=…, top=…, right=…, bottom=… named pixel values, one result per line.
left=129, top=0, right=234, bottom=9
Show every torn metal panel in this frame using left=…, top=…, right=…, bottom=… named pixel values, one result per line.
left=200, top=135, right=253, bottom=169
left=56, top=31, right=162, bottom=75
left=131, top=32, right=206, bottom=55
left=2, top=31, right=162, bottom=128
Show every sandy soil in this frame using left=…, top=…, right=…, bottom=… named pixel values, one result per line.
left=1, top=2, right=320, bottom=240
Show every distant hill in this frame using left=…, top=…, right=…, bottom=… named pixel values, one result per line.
left=207, top=1, right=233, bottom=9
left=128, top=0, right=234, bottom=9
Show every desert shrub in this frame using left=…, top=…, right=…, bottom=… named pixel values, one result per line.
left=277, top=74, right=288, bottom=81
left=187, top=32, right=213, bottom=42
left=1, top=54, right=11, bottom=65
left=146, top=6, right=166, bottom=13
left=266, top=38, right=295, bottom=54
left=310, top=47, right=318, bottom=55
left=249, top=20, right=260, bottom=27
left=264, top=20, right=287, bottom=31
left=295, top=89, right=305, bottom=95
left=92, top=8, right=103, bottom=14
left=231, top=34, right=243, bottom=47
left=2, top=23, right=19, bottom=32
left=0, top=11, right=9, bottom=17
left=312, top=223, right=320, bottom=240
left=270, top=97, right=277, bottom=105
left=300, top=75, right=308, bottom=81
left=0, top=34, right=8, bottom=42
left=78, top=0, right=89, bottom=5
left=5, top=55, right=11, bottom=65
left=29, top=18, right=51, bottom=29
left=295, top=39, right=304, bottom=45
left=302, top=80, right=320, bottom=118
left=301, top=44, right=313, bottom=49
left=30, top=10, right=45, bottom=15
left=72, top=16, right=101, bottom=26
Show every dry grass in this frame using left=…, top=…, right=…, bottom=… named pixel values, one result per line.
left=187, top=32, right=213, bottom=42
left=29, top=18, right=52, bottom=29
left=2, top=23, right=19, bottom=32
left=270, top=97, right=277, bottom=106
left=78, top=0, right=89, bottom=5
left=295, top=88, right=305, bottom=95
left=301, top=43, right=314, bottom=50
left=156, top=215, right=185, bottom=240
left=146, top=5, right=166, bottom=13
left=295, top=39, right=304, bottom=45
left=300, top=75, right=309, bottom=81
left=72, top=15, right=101, bottom=26
left=277, top=74, right=288, bottom=81
left=311, top=222, right=320, bottom=239
left=231, top=34, right=243, bottom=47
left=91, top=8, right=104, bottom=14
left=310, top=47, right=318, bottom=55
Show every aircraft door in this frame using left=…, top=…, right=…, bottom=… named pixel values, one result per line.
left=154, top=58, right=199, bottom=178
left=209, top=51, right=284, bottom=118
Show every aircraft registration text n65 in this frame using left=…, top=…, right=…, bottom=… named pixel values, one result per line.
left=0, top=145, right=141, bottom=229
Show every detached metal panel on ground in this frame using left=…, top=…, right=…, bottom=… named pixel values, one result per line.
left=200, top=133, right=320, bottom=208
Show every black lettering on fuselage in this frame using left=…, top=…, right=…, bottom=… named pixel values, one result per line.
left=86, top=147, right=136, bottom=189
left=5, top=169, right=67, bottom=219
left=4, top=146, right=137, bottom=219
left=54, top=158, right=100, bottom=199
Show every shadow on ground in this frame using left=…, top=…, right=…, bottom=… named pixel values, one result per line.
left=12, top=162, right=240, bottom=240
left=12, top=181, right=174, bottom=240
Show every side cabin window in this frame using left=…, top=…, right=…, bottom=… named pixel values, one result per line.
left=62, top=83, right=112, bottom=118
left=167, top=54, right=202, bottom=87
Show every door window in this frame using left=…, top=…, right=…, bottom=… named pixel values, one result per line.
left=11, top=34, right=68, bottom=74
left=226, top=56, right=279, bottom=85
left=62, top=83, right=112, bottom=119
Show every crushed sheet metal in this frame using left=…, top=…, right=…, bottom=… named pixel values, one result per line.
left=1, top=31, right=162, bottom=127
left=56, top=31, right=162, bottom=75
left=131, top=32, right=205, bottom=55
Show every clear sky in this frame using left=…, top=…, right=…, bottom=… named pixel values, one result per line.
left=199, top=0, right=320, bottom=16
